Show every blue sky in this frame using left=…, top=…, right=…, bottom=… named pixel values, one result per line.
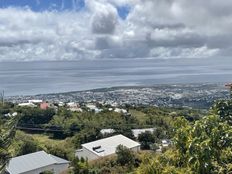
left=0, top=0, right=129, bottom=19
left=0, top=0, right=85, bottom=11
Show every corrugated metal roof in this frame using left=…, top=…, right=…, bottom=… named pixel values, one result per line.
left=82, top=134, right=140, bottom=157
left=6, top=151, right=69, bottom=174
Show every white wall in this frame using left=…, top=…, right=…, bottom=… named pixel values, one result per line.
left=53, top=163, right=69, bottom=174
left=76, top=147, right=99, bottom=161
left=130, top=145, right=141, bottom=152
left=76, top=145, right=140, bottom=162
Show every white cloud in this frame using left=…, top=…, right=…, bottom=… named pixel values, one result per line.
left=0, top=0, right=232, bottom=61
left=90, top=2, right=118, bottom=34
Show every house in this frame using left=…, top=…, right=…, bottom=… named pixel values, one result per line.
left=58, top=102, right=65, bottom=107
left=156, top=139, right=172, bottom=152
left=114, top=108, right=127, bottom=114
left=67, top=102, right=79, bottom=108
left=132, top=128, right=155, bottom=138
left=76, top=134, right=140, bottom=161
left=100, top=129, right=115, bottom=135
left=18, top=103, right=37, bottom=107
left=40, top=102, right=50, bottom=110
left=161, top=139, right=171, bottom=147
left=28, top=100, right=43, bottom=104
left=4, top=112, right=17, bottom=118
left=86, top=104, right=102, bottom=113
left=6, top=151, right=70, bottom=174
left=86, top=104, right=97, bottom=110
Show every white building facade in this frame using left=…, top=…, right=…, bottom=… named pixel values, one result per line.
left=76, top=134, right=140, bottom=161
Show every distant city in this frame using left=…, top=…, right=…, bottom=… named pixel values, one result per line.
left=6, top=83, right=229, bottom=109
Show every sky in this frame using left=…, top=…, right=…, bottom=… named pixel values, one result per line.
left=0, top=0, right=231, bottom=61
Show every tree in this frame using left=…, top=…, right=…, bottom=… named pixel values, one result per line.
left=17, top=138, right=39, bottom=156
left=173, top=115, right=232, bottom=174
left=72, top=157, right=89, bottom=174
left=17, top=107, right=55, bottom=126
left=115, top=145, right=135, bottom=166
left=0, top=116, right=18, bottom=173
left=138, top=131, right=155, bottom=150
left=137, top=114, right=232, bottom=174
left=211, top=100, right=232, bottom=125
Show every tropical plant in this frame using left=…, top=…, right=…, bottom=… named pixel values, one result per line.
left=0, top=116, right=18, bottom=173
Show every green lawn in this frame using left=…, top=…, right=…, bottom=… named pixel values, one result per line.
left=129, top=109, right=148, bottom=123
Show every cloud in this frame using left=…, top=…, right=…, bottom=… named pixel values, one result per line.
left=0, top=0, right=232, bottom=61
left=87, top=1, right=118, bottom=34
left=91, top=7, right=118, bottom=34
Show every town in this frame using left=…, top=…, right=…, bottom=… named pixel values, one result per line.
left=1, top=83, right=232, bottom=173
left=6, top=83, right=229, bottom=109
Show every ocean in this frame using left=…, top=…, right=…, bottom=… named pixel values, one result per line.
left=0, top=57, right=232, bottom=96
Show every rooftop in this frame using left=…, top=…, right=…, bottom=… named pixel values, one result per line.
left=132, top=128, right=155, bottom=138
left=6, top=151, right=69, bottom=174
left=81, top=134, right=140, bottom=157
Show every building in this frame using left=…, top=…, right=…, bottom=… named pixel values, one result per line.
left=4, top=112, right=17, bottom=118
left=156, top=139, right=172, bottom=152
left=86, top=104, right=102, bottom=113
left=6, top=151, right=70, bottom=174
left=40, top=102, right=50, bottom=110
left=76, top=134, right=140, bottom=161
left=67, top=102, right=82, bottom=112
left=161, top=139, right=171, bottom=147
left=28, top=100, right=43, bottom=104
left=18, top=103, right=37, bottom=107
left=132, top=128, right=155, bottom=138
left=114, top=108, right=127, bottom=114
left=100, top=129, right=115, bottom=135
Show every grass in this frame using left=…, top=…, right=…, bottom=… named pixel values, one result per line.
left=12, top=131, right=67, bottom=150
left=129, top=109, right=148, bottom=123
left=29, top=133, right=65, bottom=146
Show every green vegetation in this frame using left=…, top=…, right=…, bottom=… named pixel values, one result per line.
left=0, top=103, right=18, bottom=173
left=138, top=131, right=156, bottom=150
left=115, top=145, right=136, bottom=166
left=137, top=100, right=232, bottom=174
left=2, top=99, right=232, bottom=174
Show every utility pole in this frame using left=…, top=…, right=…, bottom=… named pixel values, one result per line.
left=225, top=83, right=232, bottom=99
left=0, top=90, right=4, bottom=106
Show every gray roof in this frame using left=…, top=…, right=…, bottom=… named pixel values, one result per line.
left=81, top=134, right=140, bottom=157
left=6, top=151, right=69, bottom=174
left=49, top=154, right=69, bottom=164
left=132, top=128, right=155, bottom=138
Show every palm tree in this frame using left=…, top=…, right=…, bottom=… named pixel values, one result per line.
left=0, top=116, right=18, bottom=173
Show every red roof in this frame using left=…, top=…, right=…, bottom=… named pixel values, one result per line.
left=40, top=102, right=49, bottom=110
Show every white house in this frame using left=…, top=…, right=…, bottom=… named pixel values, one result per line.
left=76, top=134, right=140, bottom=161
left=100, top=129, right=115, bottom=135
left=86, top=104, right=103, bottom=113
left=4, top=112, right=17, bottom=118
left=132, top=128, right=156, bottom=138
left=28, top=100, right=43, bottom=104
left=6, top=151, right=70, bottom=174
left=18, top=103, right=37, bottom=107
left=161, top=139, right=171, bottom=147
left=114, top=108, right=127, bottom=114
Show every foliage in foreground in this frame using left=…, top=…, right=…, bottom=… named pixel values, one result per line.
left=137, top=100, right=232, bottom=174
left=0, top=103, right=18, bottom=173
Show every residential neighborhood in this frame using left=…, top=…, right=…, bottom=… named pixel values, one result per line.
left=7, top=84, right=229, bottom=109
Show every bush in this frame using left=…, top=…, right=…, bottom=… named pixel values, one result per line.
left=115, top=145, right=135, bottom=166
